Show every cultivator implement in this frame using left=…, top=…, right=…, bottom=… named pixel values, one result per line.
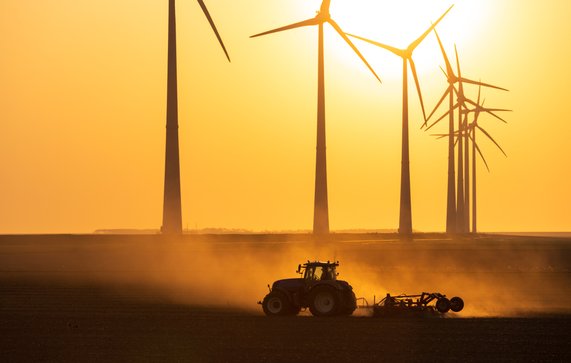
left=359, top=292, right=464, bottom=317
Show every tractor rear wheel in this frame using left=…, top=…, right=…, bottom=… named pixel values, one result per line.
left=309, top=286, right=340, bottom=317
left=262, top=291, right=291, bottom=316
left=450, top=296, right=464, bottom=312
left=436, top=297, right=451, bottom=313
left=340, top=290, right=357, bottom=315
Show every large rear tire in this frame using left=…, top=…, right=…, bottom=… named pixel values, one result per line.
left=309, top=286, right=340, bottom=317
left=450, top=296, right=464, bottom=312
left=262, top=291, right=291, bottom=316
left=340, top=290, right=357, bottom=315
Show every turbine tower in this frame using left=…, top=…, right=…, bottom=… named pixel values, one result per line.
left=251, top=0, right=381, bottom=235
left=348, top=5, right=453, bottom=236
left=431, top=30, right=458, bottom=234
left=161, top=0, right=230, bottom=234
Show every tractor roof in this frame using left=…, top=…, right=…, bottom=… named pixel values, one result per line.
left=302, top=261, right=339, bottom=268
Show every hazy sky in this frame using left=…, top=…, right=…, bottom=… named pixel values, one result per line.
left=1, top=0, right=570, bottom=233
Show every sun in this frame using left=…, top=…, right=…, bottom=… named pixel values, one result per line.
left=297, top=0, right=492, bottom=80
left=332, top=1, right=478, bottom=47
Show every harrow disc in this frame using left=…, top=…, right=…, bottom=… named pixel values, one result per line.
left=450, top=296, right=464, bottom=312
left=436, top=297, right=451, bottom=313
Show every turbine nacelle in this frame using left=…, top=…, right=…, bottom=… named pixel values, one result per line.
left=403, top=49, right=414, bottom=59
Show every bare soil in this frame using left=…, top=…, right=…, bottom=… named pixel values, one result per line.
left=1, top=234, right=570, bottom=362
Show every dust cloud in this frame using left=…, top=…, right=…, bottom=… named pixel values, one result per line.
left=0, top=234, right=569, bottom=316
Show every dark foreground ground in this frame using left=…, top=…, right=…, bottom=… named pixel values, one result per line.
left=1, top=233, right=570, bottom=362
left=1, top=281, right=570, bottom=362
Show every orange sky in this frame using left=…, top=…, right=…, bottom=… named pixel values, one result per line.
left=1, top=0, right=570, bottom=233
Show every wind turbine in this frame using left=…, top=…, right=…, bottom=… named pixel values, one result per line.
left=347, top=5, right=453, bottom=236
left=250, top=0, right=381, bottom=235
left=427, top=29, right=508, bottom=234
left=462, top=88, right=510, bottom=233
left=426, top=38, right=507, bottom=233
left=162, top=0, right=230, bottom=234
left=432, top=88, right=510, bottom=234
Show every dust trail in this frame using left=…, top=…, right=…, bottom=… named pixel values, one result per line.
left=0, top=234, right=569, bottom=316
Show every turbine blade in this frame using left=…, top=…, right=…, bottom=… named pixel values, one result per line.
left=472, top=136, right=490, bottom=171
left=425, top=102, right=459, bottom=131
left=409, top=58, right=427, bottom=122
left=346, top=33, right=403, bottom=57
left=409, top=5, right=454, bottom=51
left=473, top=109, right=481, bottom=124
left=439, top=65, right=448, bottom=78
left=483, top=108, right=512, bottom=113
left=455, top=45, right=461, bottom=79
left=425, top=111, right=450, bottom=131
left=197, top=0, right=230, bottom=62
left=426, top=86, right=451, bottom=124
left=454, top=49, right=464, bottom=97
left=465, top=98, right=479, bottom=108
left=486, top=110, right=509, bottom=123
left=478, top=125, right=507, bottom=156
left=328, top=20, right=382, bottom=83
left=320, top=0, right=331, bottom=14
left=433, top=128, right=463, bottom=138
left=434, top=29, right=454, bottom=77
left=250, top=17, right=319, bottom=38
left=474, top=100, right=485, bottom=123
left=454, top=44, right=470, bottom=97
left=459, top=77, right=509, bottom=92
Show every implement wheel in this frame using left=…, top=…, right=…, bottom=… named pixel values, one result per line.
left=309, top=286, right=340, bottom=317
left=450, top=297, right=464, bottom=312
left=436, top=297, right=451, bottom=313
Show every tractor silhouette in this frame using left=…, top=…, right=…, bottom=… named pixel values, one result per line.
left=260, top=261, right=356, bottom=317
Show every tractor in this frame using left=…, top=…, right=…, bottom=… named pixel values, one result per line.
left=259, top=261, right=357, bottom=317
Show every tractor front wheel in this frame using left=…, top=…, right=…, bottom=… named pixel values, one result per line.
left=309, top=286, right=340, bottom=317
left=262, top=291, right=291, bottom=316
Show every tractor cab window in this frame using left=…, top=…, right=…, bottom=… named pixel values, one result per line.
left=320, top=265, right=336, bottom=280
left=304, top=265, right=336, bottom=281
left=304, top=266, right=318, bottom=281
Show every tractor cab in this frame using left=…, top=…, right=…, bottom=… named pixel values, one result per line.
left=297, top=261, right=338, bottom=281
